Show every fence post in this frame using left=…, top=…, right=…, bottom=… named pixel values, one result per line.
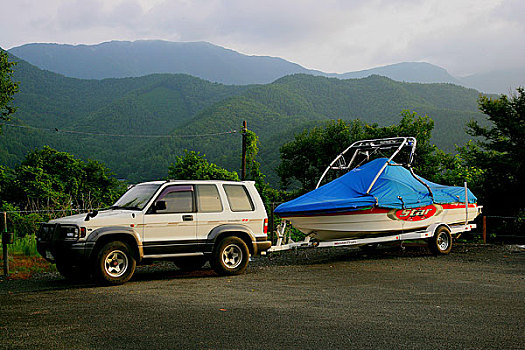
left=2, top=212, right=8, bottom=277
left=482, top=216, right=487, bottom=244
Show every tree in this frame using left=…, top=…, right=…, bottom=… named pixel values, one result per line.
left=460, top=87, right=525, bottom=217
left=167, top=150, right=239, bottom=181
left=277, top=111, right=441, bottom=192
left=0, top=146, right=125, bottom=209
left=278, top=119, right=364, bottom=191
left=0, top=50, right=18, bottom=123
left=244, top=128, right=287, bottom=204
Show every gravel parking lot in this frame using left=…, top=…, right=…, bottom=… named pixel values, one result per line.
left=1, top=244, right=524, bottom=350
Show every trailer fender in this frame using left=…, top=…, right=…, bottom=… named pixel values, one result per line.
left=427, top=222, right=452, bottom=237
left=427, top=223, right=452, bottom=237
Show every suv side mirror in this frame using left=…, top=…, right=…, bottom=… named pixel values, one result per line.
left=154, top=201, right=166, bottom=211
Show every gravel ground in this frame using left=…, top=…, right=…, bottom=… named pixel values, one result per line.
left=0, top=243, right=523, bottom=349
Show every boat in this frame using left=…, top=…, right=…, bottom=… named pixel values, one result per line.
left=274, top=137, right=481, bottom=242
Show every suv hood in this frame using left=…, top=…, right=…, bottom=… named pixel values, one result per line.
left=48, top=209, right=139, bottom=228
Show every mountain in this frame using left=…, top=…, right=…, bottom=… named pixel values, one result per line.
left=8, top=40, right=313, bottom=85
left=12, top=40, right=520, bottom=94
left=333, top=62, right=462, bottom=84
left=10, top=40, right=465, bottom=87
left=1, top=54, right=486, bottom=184
left=460, top=67, right=525, bottom=94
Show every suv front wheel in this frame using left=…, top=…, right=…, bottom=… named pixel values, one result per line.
left=93, top=241, right=136, bottom=285
left=211, top=236, right=249, bottom=276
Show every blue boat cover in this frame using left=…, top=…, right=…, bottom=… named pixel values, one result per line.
left=275, top=158, right=477, bottom=216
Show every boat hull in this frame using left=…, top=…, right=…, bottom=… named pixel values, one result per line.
left=281, top=203, right=481, bottom=241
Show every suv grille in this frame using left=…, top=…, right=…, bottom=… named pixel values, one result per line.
left=38, top=224, right=56, bottom=241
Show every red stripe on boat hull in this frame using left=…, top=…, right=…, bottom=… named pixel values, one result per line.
left=279, top=203, right=476, bottom=219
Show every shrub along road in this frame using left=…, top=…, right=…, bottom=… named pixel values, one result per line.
left=0, top=244, right=523, bottom=349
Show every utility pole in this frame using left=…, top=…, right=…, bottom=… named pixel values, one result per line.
left=241, top=120, right=247, bottom=181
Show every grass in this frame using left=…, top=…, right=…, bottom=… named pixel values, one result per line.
left=1, top=234, right=55, bottom=279
left=10, top=233, right=39, bottom=256
left=0, top=254, right=55, bottom=279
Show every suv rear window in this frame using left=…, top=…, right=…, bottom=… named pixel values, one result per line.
left=196, top=184, right=223, bottom=213
left=223, top=185, right=254, bottom=212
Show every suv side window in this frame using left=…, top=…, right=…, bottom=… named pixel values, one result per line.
left=223, top=185, right=254, bottom=212
left=196, top=184, right=223, bottom=213
left=153, top=185, right=194, bottom=214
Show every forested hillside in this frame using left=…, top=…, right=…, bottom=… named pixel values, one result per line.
left=1, top=55, right=486, bottom=185
left=1, top=55, right=249, bottom=178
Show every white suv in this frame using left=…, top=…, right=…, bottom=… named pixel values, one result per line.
left=37, top=180, right=271, bottom=285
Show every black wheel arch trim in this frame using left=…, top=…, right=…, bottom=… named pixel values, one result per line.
left=86, top=226, right=143, bottom=261
left=207, top=224, right=257, bottom=255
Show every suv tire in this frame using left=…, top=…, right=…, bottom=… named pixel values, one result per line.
left=93, top=241, right=136, bottom=285
left=211, top=236, right=249, bottom=276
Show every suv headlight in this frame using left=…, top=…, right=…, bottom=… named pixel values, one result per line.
left=59, top=225, right=80, bottom=241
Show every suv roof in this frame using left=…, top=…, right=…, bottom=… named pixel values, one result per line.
left=137, top=180, right=256, bottom=186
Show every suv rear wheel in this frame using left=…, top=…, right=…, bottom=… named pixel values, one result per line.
left=211, top=236, right=249, bottom=276
left=93, top=241, right=136, bottom=285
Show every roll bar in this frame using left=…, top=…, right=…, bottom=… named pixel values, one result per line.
left=315, top=137, right=417, bottom=190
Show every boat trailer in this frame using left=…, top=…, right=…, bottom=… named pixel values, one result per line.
left=267, top=220, right=477, bottom=253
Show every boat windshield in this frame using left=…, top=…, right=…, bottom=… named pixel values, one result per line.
left=111, top=183, right=161, bottom=211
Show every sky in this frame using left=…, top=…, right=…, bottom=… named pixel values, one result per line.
left=2, top=0, right=524, bottom=76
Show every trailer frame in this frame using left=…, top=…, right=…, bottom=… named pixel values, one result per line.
left=266, top=220, right=477, bottom=253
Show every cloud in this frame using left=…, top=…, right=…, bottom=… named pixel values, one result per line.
left=2, top=0, right=524, bottom=75
left=399, top=0, right=525, bottom=75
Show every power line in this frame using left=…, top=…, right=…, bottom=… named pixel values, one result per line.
left=0, top=122, right=238, bottom=138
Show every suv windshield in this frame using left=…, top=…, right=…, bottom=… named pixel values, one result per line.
left=111, top=184, right=161, bottom=210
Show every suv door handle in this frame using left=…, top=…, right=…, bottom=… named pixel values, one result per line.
left=182, top=215, right=194, bottom=221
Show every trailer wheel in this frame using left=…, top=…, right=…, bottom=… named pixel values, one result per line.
left=429, top=226, right=452, bottom=255
left=92, top=241, right=136, bottom=285
left=211, top=236, right=249, bottom=276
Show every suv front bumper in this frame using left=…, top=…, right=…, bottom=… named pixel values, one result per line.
left=37, top=223, right=94, bottom=264
left=37, top=240, right=93, bottom=264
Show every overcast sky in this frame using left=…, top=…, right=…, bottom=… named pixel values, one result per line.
left=2, top=0, right=524, bottom=76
